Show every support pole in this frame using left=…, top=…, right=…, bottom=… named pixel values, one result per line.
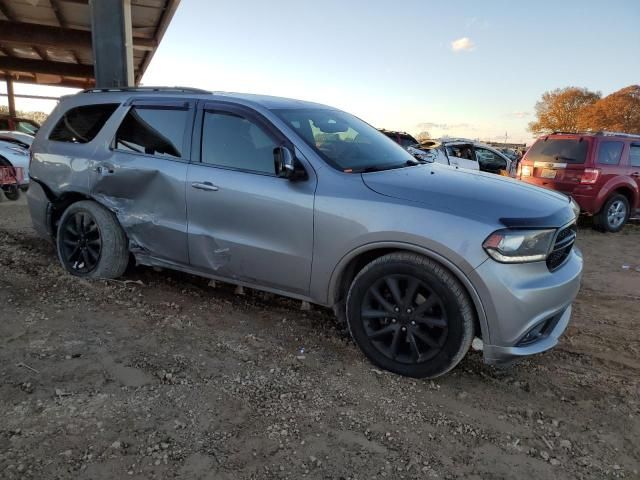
left=5, top=76, right=16, bottom=117
left=89, top=0, right=134, bottom=88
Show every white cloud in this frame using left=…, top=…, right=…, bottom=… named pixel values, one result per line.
left=451, top=37, right=476, bottom=53
left=509, top=111, right=530, bottom=119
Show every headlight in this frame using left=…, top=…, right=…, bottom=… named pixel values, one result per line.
left=569, top=197, right=580, bottom=219
left=8, top=146, right=28, bottom=156
left=483, top=229, right=556, bottom=263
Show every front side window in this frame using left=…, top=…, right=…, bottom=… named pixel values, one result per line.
left=630, top=144, right=640, bottom=167
left=115, top=106, right=187, bottom=158
left=447, top=145, right=476, bottom=161
left=596, top=141, right=624, bottom=165
left=49, top=103, right=119, bottom=143
left=201, top=111, right=278, bottom=174
left=274, top=108, right=414, bottom=171
left=476, top=148, right=507, bottom=170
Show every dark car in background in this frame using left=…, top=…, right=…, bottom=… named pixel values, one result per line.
left=518, top=132, right=640, bottom=232
left=0, top=114, right=40, bottom=135
left=379, top=129, right=419, bottom=149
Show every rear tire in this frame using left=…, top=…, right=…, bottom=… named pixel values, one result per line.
left=345, top=252, right=474, bottom=378
left=593, top=194, right=629, bottom=233
left=2, top=187, right=20, bottom=201
left=56, top=200, right=129, bottom=278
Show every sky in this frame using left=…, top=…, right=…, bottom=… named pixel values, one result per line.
left=2, top=0, right=640, bottom=143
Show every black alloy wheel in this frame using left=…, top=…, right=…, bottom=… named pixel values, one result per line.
left=361, top=274, right=448, bottom=364
left=59, top=210, right=102, bottom=274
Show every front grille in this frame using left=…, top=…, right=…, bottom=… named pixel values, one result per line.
left=546, top=223, right=577, bottom=271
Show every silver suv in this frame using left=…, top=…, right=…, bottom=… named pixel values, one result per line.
left=27, top=87, right=583, bottom=378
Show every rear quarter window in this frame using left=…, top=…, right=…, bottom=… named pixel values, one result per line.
left=596, top=141, right=624, bottom=165
left=525, top=138, right=589, bottom=164
left=49, top=103, right=119, bottom=144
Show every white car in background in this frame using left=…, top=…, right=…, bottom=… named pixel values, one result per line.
left=408, top=138, right=515, bottom=176
left=0, top=131, right=32, bottom=196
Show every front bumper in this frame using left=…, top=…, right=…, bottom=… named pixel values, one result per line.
left=470, top=246, right=583, bottom=365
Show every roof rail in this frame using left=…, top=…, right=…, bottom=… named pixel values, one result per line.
left=550, top=131, right=590, bottom=135
left=595, top=131, right=640, bottom=138
left=80, top=86, right=210, bottom=94
left=550, top=130, right=640, bottom=138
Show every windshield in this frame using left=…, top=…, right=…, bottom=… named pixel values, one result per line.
left=525, top=138, right=589, bottom=164
left=16, top=121, right=38, bottom=135
left=273, top=108, right=415, bottom=171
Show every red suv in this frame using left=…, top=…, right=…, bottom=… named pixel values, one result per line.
left=518, top=132, right=640, bottom=232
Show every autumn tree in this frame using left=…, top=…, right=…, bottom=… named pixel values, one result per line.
left=577, top=85, right=640, bottom=134
left=528, top=87, right=601, bottom=136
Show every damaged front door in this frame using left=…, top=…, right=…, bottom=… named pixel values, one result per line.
left=186, top=104, right=316, bottom=296
left=91, top=99, right=195, bottom=265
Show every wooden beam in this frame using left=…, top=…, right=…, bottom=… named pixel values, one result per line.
left=0, top=20, right=157, bottom=51
left=0, top=0, right=15, bottom=21
left=0, top=92, right=60, bottom=101
left=0, top=56, right=93, bottom=77
left=5, top=75, right=16, bottom=117
left=3, top=75, right=93, bottom=89
left=50, top=0, right=82, bottom=65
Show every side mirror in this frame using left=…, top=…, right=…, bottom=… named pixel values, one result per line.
left=274, top=146, right=306, bottom=181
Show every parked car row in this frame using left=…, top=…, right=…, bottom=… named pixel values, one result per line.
left=381, top=127, right=638, bottom=232
left=27, top=87, right=582, bottom=378
left=0, top=130, right=33, bottom=200
left=381, top=130, right=515, bottom=177
left=0, top=114, right=38, bottom=200
left=518, top=131, right=640, bottom=232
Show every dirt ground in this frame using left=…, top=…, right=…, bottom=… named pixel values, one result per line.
left=0, top=195, right=638, bottom=480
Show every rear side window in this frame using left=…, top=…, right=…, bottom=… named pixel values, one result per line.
left=596, top=141, right=623, bottom=165
left=49, top=103, right=118, bottom=143
left=525, top=138, right=588, bottom=164
left=201, top=111, right=278, bottom=174
left=115, top=106, right=187, bottom=159
left=0, top=118, right=9, bottom=130
left=630, top=144, right=640, bottom=167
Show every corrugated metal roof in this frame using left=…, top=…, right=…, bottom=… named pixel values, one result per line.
left=0, top=0, right=180, bottom=88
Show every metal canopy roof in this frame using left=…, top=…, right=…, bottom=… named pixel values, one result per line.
left=0, top=0, right=180, bottom=89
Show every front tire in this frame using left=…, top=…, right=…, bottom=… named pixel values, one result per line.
left=56, top=200, right=129, bottom=278
left=594, top=194, right=629, bottom=233
left=346, top=252, right=474, bottom=378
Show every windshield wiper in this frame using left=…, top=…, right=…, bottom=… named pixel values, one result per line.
left=353, top=159, right=424, bottom=173
left=554, top=155, right=576, bottom=162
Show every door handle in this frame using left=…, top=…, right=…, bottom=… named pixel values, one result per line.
left=191, top=181, right=219, bottom=192
left=631, top=172, right=640, bottom=177
left=95, top=163, right=115, bottom=175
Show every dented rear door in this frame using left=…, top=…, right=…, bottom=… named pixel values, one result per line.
left=91, top=99, right=195, bottom=265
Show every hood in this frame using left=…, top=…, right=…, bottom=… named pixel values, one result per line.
left=361, top=163, right=575, bottom=228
